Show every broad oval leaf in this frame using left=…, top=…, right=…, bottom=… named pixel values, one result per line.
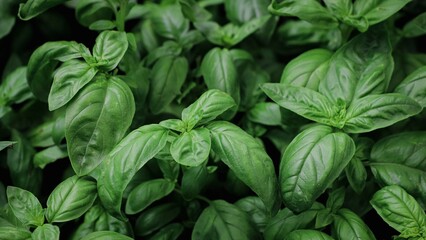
left=27, top=41, right=83, bottom=101
left=48, top=60, right=97, bottom=111
left=286, top=229, right=334, bottom=240
left=332, top=208, right=376, bottom=240
left=170, top=128, right=211, bottom=166
left=235, top=196, right=270, bottom=232
left=125, top=179, right=175, bottom=215
left=345, top=158, right=367, bottom=195
left=6, top=186, right=44, bottom=227
left=150, top=3, right=189, bottom=40
left=181, top=89, right=236, bottom=129
left=207, top=121, right=280, bottom=214
left=65, top=76, right=135, bottom=176
left=75, top=0, right=114, bottom=27
left=135, top=203, right=181, bottom=236
left=80, top=231, right=133, bottom=240
left=280, top=48, right=332, bottom=91
left=97, top=124, right=169, bottom=220
left=148, top=223, right=184, bottom=240
left=224, top=0, right=270, bottom=24
left=148, top=56, right=188, bottom=114
left=46, top=175, right=97, bottom=223
left=395, top=65, right=426, bottom=107
left=32, top=224, right=60, bottom=240
left=343, top=93, right=422, bottom=133
left=93, top=31, right=128, bottom=72
left=0, top=227, right=31, bottom=240
left=192, top=200, right=260, bottom=240
left=280, top=125, right=355, bottom=213
left=201, top=48, right=240, bottom=106
left=370, top=131, right=426, bottom=206
left=261, top=84, right=340, bottom=128
left=181, top=164, right=212, bottom=200
left=247, top=102, right=281, bottom=126
left=0, top=67, right=33, bottom=106
left=18, top=0, right=68, bottom=20
left=353, top=0, right=411, bottom=26
left=370, top=185, right=426, bottom=234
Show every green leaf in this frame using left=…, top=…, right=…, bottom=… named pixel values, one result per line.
left=159, top=119, right=186, bottom=133
left=285, top=229, right=334, bottom=240
left=0, top=67, right=33, bottom=106
left=179, top=0, right=212, bottom=22
left=148, top=56, right=188, bottom=114
left=224, top=0, right=270, bottom=24
left=150, top=3, right=189, bottom=40
left=224, top=16, right=270, bottom=46
left=268, top=0, right=338, bottom=28
left=261, top=84, right=340, bottom=128
left=323, top=0, right=353, bottom=18
left=6, top=186, right=44, bottom=227
left=345, top=158, right=367, bottom=194
left=46, top=175, right=97, bottom=223
left=148, top=223, right=184, bottom=240
left=80, top=231, right=132, bottom=240
left=0, top=1, right=15, bottom=39
left=403, top=12, right=426, bottom=38
left=370, top=132, right=426, bottom=206
left=326, top=187, right=345, bottom=212
left=332, top=209, right=376, bottom=240
left=65, top=76, right=135, bottom=176
left=170, top=128, right=211, bottom=166
left=97, top=124, right=169, bottom=220
left=235, top=196, right=269, bottom=232
left=18, top=0, right=69, bottom=20
left=192, top=200, right=259, bottom=240
left=93, top=31, right=128, bottom=71
left=48, top=60, right=97, bottom=111
left=201, top=48, right=240, bottom=106
left=32, top=224, right=60, bottom=240
left=343, top=94, right=422, bottom=133
left=181, top=164, right=212, bottom=200
left=280, top=49, right=332, bottom=91
left=353, top=0, right=412, bottom=26
left=27, top=41, right=83, bottom=101
left=89, top=20, right=116, bottom=31
left=370, top=185, right=426, bottom=234
left=33, top=144, right=67, bottom=169
left=0, top=141, right=15, bottom=152
left=135, top=203, right=181, bottom=236
left=395, top=65, right=426, bottom=107
left=280, top=125, right=355, bottom=212
left=319, top=26, right=393, bottom=106
left=125, top=179, right=175, bottom=215
left=181, top=89, right=236, bottom=130
left=247, top=102, right=281, bottom=126
left=75, top=0, right=114, bottom=27
left=207, top=121, right=280, bottom=214
left=0, top=227, right=31, bottom=240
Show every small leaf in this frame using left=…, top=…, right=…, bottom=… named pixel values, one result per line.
left=403, top=12, right=426, bottom=38
left=18, top=0, right=68, bottom=20
left=395, top=65, right=426, bottom=107
left=332, top=208, right=376, bottom=240
left=247, top=102, right=281, bottom=126
left=192, top=200, right=260, bottom=240
left=46, top=175, right=97, bottom=223
left=32, top=224, right=60, bottom=240
left=370, top=185, right=426, bottom=234
left=7, top=186, right=44, bottom=227
left=125, top=179, right=175, bottom=215
left=0, top=67, right=33, bottom=106
left=170, top=128, right=211, bottom=167
left=135, top=203, right=181, bottom=236
left=93, top=31, right=128, bottom=71
left=33, top=145, right=67, bottom=169
left=353, top=0, right=412, bottom=26
left=235, top=196, right=270, bottom=232
left=0, top=141, right=15, bottom=152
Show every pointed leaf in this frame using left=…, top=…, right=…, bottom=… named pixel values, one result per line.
left=32, top=224, right=60, bottom=240
left=170, top=128, right=211, bottom=166
left=332, top=209, right=376, bottom=240
left=93, top=31, right=128, bottom=71
left=6, top=186, right=44, bottom=227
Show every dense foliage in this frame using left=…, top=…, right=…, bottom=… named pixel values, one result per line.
left=1, top=0, right=426, bottom=239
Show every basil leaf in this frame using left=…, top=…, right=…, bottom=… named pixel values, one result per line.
left=97, top=124, right=169, bottom=220
left=150, top=3, right=189, bottom=40
left=159, top=119, right=186, bottom=133
left=345, top=158, right=367, bottom=194
left=181, top=164, right=212, bottom=200
left=280, top=49, right=332, bottom=91
left=207, top=121, right=280, bottom=214
left=135, top=203, right=180, bottom=236
left=323, top=0, right=353, bottom=18
left=263, top=204, right=323, bottom=240
left=235, top=196, right=269, bottom=232
left=48, top=60, right=97, bottom=111
left=6, top=186, right=44, bottom=227
left=353, top=0, right=411, bottom=26
left=148, top=223, right=184, bottom=240
left=18, top=0, right=68, bottom=20
left=75, top=0, right=114, bottom=28
left=80, top=231, right=132, bottom=240
left=181, top=89, right=236, bottom=130
left=247, top=102, right=281, bottom=126
left=89, top=20, right=116, bottom=31
left=179, top=0, right=212, bottom=22
left=319, top=26, right=393, bottom=106
left=280, top=125, right=355, bottom=212
left=286, top=229, right=334, bottom=240
left=403, top=12, right=426, bottom=38
left=343, top=94, right=422, bottom=133
left=33, top=144, right=67, bottom=169
left=157, top=159, right=180, bottom=181
left=370, top=185, right=426, bottom=234
left=332, top=208, right=376, bottom=240
left=93, top=31, right=128, bottom=72
left=192, top=200, right=259, bottom=240
left=225, top=16, right=270, bottom=46
left=268, top=0, right=338, bottom=28
left=65, top=76, right=135, bottom=176
left=0, top=141, right=15, bottom=152
left=261, top=84, right=340, bottom=128
left=370, top=132, right=426, bottom=206
left=46, top=175, right=97, bottom=223
left=0, top=227, right=31, bottom=240
left=170, top=128, right=211, bottom=167
left=201, top=48, right=240, bottom=106
left=125, top=179, right=175, bottom=215
left=240, top=63, right=270, bottom=111
left=27, top=41, right=83, bottom=101
left=224, top=0, right=270, bottom=24
left=148, top=56, right=188, bottom=114
left=0, top=0, right=15, bottom=39
left=32, top=224, right=60, bottom=240
left=0, top=67, right=33, bottom=106
left=395, top=65, right=426, bottom=107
